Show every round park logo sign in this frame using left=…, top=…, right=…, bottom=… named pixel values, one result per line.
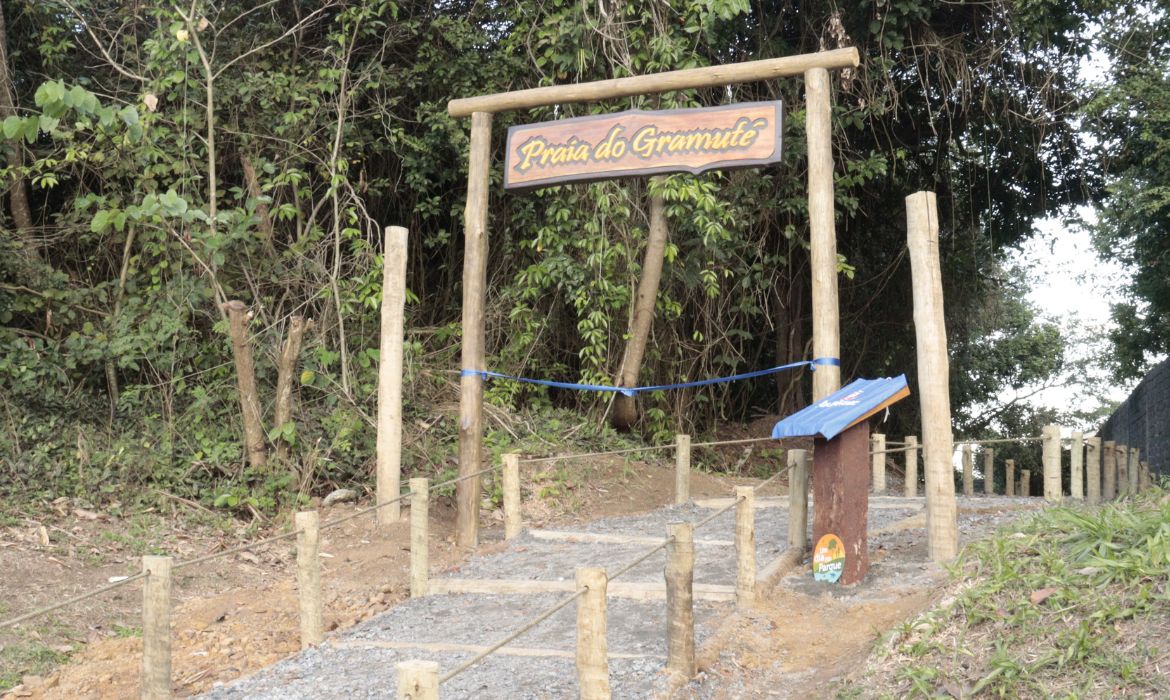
left=813, top=533, right=845, bottom=583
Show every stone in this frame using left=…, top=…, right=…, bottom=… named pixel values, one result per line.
left=322, top=489, right=357, bottom=506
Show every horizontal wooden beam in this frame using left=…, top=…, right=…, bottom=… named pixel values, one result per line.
left=430, top=578, right=735, bottom=602
left=447, top=48, right=859, bottom=117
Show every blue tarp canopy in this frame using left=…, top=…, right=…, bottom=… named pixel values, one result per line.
left=771, top=375, right=910, bottom=441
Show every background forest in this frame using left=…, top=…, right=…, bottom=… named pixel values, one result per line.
left=0, top=0, right=1165, bottom=509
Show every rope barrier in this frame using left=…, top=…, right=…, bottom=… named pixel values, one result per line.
left=869, top=444, right=920, bottom=457
left=690, top=436, right=778, bottom=449
left=518, top=443, right=674, bottom=464
left=0, top=572, right=148, bottom=629
left=954, top=436, right=1043, bottom=445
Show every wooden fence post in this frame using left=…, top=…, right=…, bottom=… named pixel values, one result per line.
left=674, top=434, right=691, bottom=505
left=295, top=511, right=324, bottom=648
left=787, top=449, right=809, bottom=551
left=1070, top=431, right=1084, bottom=501
left=1005, top=459, right=1016, bottom=496
left=1020, top=469, right=1031, bottom=497
left=410, top=478, right=428, bottom=598
left=904, top=436, right=919, bottom=498
left=396, top=660, right=439, bottom=700
left=665, top=522, right=695, bottom=680
left=1129, top=447, right=1140, bottom=495
left=961, top=444, right=974, bottom=497
left=1103, top=440, right=1116, bottom=500
left=735, top=486, right=756, bottom=608
left=1140, top=460, right=1150, bottom=490
left=1116, top=443, right=1129, bottom=497
left=1085, top=437, right=1101, bottom=504
left=1042, top=424, right=1062, bottom=502
left=983, top=448, right=995, bottom=496
left=377, top=226, right=409, bottom=525
left=576, top=567, right=611, bottom=700
left=503, top=453, right=521, bottom=540
left=141, top=555, right=172, bottom=700
left=871, top=433, right=886, bottom=495
left=907, top=190, right=957, bottom=561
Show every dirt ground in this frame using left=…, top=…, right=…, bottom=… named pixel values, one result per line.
left=0, top=455, right=745, bottom=699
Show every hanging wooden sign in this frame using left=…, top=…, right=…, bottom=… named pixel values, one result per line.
left=503, top=101, right=783, bottom=190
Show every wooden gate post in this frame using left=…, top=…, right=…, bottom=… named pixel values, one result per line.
left=787, top=449, right=810, bottom=550
left=674, top=434, right=691, bottom=505
left=904, top=436, right=919, bottom=498
left=906, top=191, right=957, bottom=561
left=295, top=511, right=324, bottom=648
left=806, top=67, right=842, bottom=402
left=961, top=444, right=974, bottom=497
left=1070, top=431, right=1084, bottom=501
left=396, top=660, right=439, bottom=700
left=983, top=448, right=995, bottom=495
left=665, top=522, right=695, bottom=680
left=141, top=555, right=173, bottom=700
left=503, top=453, right=522, bottom=540
left=377, top=226, right=409, bottom=525
left=1103, top=440, right=1117, bottom=500
left=1042, top=424, right=1062, bottom=502
left=871, top=433, right=886, bottom=495
left=1085, top=437, right=1102, bottom=504
left=1005, top=459, right=1016, bottom=497
left=456, top=111, right=492, bottom=549
left=410, top=478, right=429, bottom=598
left=1020, top=469, right=1031, bottom=497
left=576, top=567, right=611, bottom=699
left=735, top=486, right=756, bottom=608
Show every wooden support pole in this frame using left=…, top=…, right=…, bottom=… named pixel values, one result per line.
left=983, top=448, right=995, bottom=496
left=457, top=111, right=492, bottom=549
left=787, top=449, right=809, bottom=551
left=674, top=434, right=691, bottom=505
left=813, top=424, right=870, bottom=584
left=1020, top=469, right=1031, bottom=497
left=377, top=225, right=409, bottom=525
left=871, top=433, right=886, bottom=495
left=1103, top=440, right=1116, bottom=500
left=806, top=67, right=841, bottom=401
left=410, top=478, right=428, bottom=598
left=734, top=486, right=756, bottom=608
left=961, top=444, right=974, bottom=497
left=1116, top=443, right=1129, bottom=497
left=576, top=567, right=611, bottom=700
left=1085, top=437, right=1101, bottom=504
left=295, top=511, right=324, bottom=648
left=665, top=522, right=695, bottom=681
left=1042, top=424, right=1062, bottom=502
left=906, top=191, right=957, bottom=561
left=396, top=660, right=439, bottom=700
left=503, top=453, right=521, bottom=540
left=1005, top=459, right=1016, bottom=497
left=141, top=555, right=172, bottom=700
left=447, top=48, right=859, bottom=117
left=1070, top=431, right=1084, bottom=501
left=904, top=436, right=919, bottom=498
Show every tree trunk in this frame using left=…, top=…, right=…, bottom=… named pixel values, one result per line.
left=0, top=0, right=34, bottom=234
left=223, top=300, right=267, bottom=471
left=612, top=190, right=669, bottom=431
left=274, top=315, right=309, bottom=464
left=241, top=151, right=274, bottom=244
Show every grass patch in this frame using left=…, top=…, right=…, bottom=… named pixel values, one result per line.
left=0, top=641, right=72, bottom=691
left=839, top=486, right=1170, bottom=698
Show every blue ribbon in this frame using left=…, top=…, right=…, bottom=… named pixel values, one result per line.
left=460, top=358, right=839, bottom=397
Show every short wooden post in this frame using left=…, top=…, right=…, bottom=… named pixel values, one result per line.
left=295, top=511, right=324, bottom=648
left=1070, top=431, right=1084, bottom=501
left=1103, top=440, right=1116, bottom=500
left=576, top=567, right=611, bottom=699
left=1140, top=460, right=1150, bottom=490
left=907, top=191, right=957, bottom=560
left=1020, top=469, right=1031, bottom=497
left=141, top=555, right=172, bottom=700
left=1005, top=459, right=1016, bottom=496
left=787, top=449, right=810, bottom=550
left=1042, top=424, right=1062, bottom=502
left=674, top=434, right=691, bottom=505
left=1128, top=447, right=1140, bottom=495
left=734, top=486, right=756, bottom=608
left=871, top=433, right=886, bottom=495
left=410, top=478, right=428, bottom=598
left=903, top=436, right=919, bottom=497
left=1116, top=443, right=1129, bottom=497
left=377, top=226, right=409, bottom=526
left=1085, top=437, right=1102, bottom=504
left=665, top=522, right=695, bottom=680
left=503, top=453, right=521, bottom=540
left=961, top=444, right=974, bottom=497
left=983, top=448, right=995, bottom=496
left=396, top=660, right=439, bottom=700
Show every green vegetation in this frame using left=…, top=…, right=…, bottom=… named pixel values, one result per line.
left=0, top=639, right=72, bottom=692
left=840, top=485, right=1170, bottom=698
